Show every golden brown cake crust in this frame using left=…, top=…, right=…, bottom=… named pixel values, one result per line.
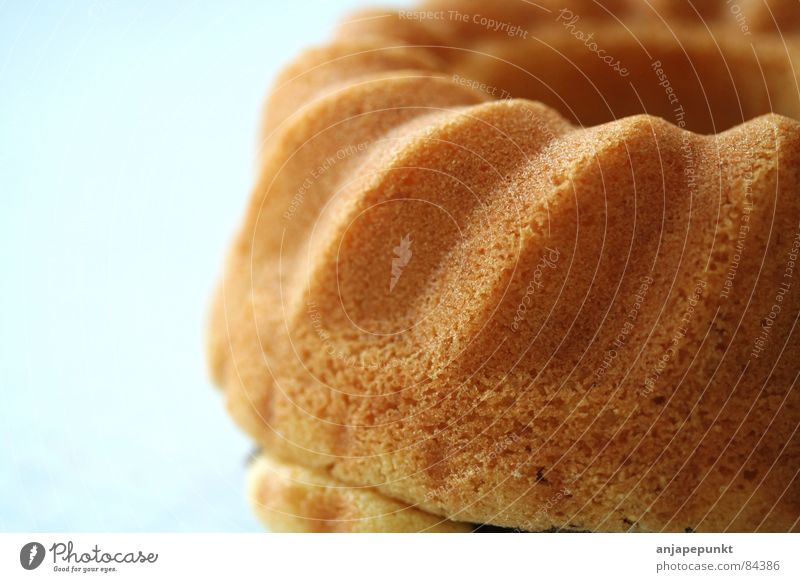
left=209, top=0, right=800, bottom=532
left=248, top=452, right=472, bottom=532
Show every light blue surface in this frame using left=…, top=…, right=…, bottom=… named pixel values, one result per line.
left=0, top=0, right=404, bottom=532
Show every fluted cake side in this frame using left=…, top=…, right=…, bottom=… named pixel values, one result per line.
left=209, top=0, right=800, bottom=532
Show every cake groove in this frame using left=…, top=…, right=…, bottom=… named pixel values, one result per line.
left=209, top=0, right=800, bottom=532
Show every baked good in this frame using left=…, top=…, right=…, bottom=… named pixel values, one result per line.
left=208, top=0, right=800, bottom=532
left=247, top=451, right=472, bottom=532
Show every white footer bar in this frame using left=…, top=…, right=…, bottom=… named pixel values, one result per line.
left=1, top=533, right=797, bottom=581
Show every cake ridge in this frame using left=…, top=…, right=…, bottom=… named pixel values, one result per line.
left=210, top=0, right=800, bottom=532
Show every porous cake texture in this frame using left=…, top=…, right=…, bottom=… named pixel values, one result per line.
left=209, top=0, right=800, bottom=532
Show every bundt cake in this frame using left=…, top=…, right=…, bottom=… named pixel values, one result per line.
left=208, top=0, right=800, bottom=532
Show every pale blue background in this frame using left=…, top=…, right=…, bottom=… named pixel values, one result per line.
left=0, top=0, right=403, bottom=532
